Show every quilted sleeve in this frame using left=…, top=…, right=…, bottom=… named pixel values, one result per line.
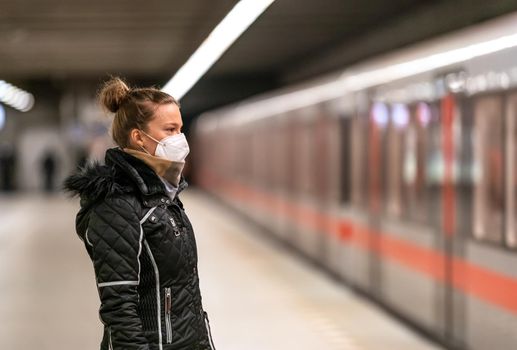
left=87, top=196, right=150, bottom=350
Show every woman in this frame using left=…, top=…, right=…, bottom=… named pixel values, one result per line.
left=64, top=77, right=216, bottom=350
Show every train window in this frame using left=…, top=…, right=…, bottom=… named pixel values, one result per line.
left=368, top=102, right=389, bottom=213
left=241, top=128, right=254, bottom=183
left=307, top=117, right=320, bottom=198
left=454, top=96, right=475, bottom=237
left=271, top=119, right=283, bottom=191
left=325, top=113, right=343, bottom=204
left=340, top=116, right=352, bottom=204
left=263, top=124, right=276, bottom=189
left=293, top=114, right=314, bottom=197
left=386, top=103, right=409, bottom=218
left=286, top=118, right=297, bottom=195
left=313, top=114, right=329, bottom=201
left=472, top=95, right=504, bottom=244
left=402, top=102, right=435, bottom=224
left=506, top=93, right=517, bottom=248
left=425, top=102, right=443, bottom=228
left=253, top=125, right=268, bottom=189
left=351, top=111, right=369, bottom=207
left=238, top=132, right=247, bottom=180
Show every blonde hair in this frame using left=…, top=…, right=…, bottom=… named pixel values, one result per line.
left=98, top=77, right=179, bottom=148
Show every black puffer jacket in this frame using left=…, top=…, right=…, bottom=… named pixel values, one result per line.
left=64, top=147, right=215, bottom=350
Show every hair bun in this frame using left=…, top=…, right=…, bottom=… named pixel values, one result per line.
left=99, top=77, right=130, bottom=113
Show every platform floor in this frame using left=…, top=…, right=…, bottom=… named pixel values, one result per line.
left=0, top=190, right=444, bottom=350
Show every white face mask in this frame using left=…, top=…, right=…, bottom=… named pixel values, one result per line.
left=140, top=131, right=190, bottom=163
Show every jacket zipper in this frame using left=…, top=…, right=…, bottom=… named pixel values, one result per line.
left=108, top=326, right=114, bottom=350
left=169, top=217, right=181, bottom=237
left=165, top=287, right=172, bottom=344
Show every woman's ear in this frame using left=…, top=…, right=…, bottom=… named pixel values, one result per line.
left=129, top=128, right=145, bottom=149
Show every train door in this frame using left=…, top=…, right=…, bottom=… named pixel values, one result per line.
left=289, top=109, right=311, bottom=254
left=241, top=125, right=257, bottom=218
left=332, top=112, right=353, bottom=280
left=374, top=98, right=442, bottom=319
left=506, top=92, right=517, bottom=250
left=284, top=114, right=299, bottom=244
left=252, top=123, right=270, bottom=225
left=259, top=120, right=279, bottom=234
left=321, top=99, right=351, bottom=274
left=455, top=92, right=517, bottom=350
left=343, top=96, right=372, bottom=289
left=370, top=97, right=448, bottom=336
left=364, top=101, right=389, bottom=295
left=295, top=107, right=322, bottom=259
left=272, top=115, right=291, bottom=241
left=313, top=104, right=342, bottom=270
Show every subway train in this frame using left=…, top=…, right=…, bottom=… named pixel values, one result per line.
left=192, top=13, right=517, bottom=350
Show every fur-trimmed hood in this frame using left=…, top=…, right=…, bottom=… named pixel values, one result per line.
left=64, top=147, right=187, bottom=204
left=63, top=160, right=132, bottom=203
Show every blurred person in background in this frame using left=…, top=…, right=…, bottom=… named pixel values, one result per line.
left=64, top=77, right=216, bottom=350
left=0, top=143, right=16, bottom=192
left=41, top=149, right=57, bottom=192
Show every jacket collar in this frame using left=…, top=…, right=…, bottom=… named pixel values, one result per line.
left=105, top=147, right=188, bottom=206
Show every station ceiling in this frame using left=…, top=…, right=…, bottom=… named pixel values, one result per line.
left=2, top=0, right=517, bottom=117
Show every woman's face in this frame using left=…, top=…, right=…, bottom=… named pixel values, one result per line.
left=134, top=103, right=183, bottom=155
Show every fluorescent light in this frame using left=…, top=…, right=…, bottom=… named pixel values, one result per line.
left=225, top=28, right=517, bottom=124
left=162, top=0, right=276, bottom=100
left=0, top=80, right=34, bottom=112
left=342, top=31, right=517, bottom=91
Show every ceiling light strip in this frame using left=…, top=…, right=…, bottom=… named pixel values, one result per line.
left=0, top=80, right=34, bottom=112
left=226, top=30, right=517, bottom=124
left=342, top=31, right=517, bottom=92
left=162, top=0, right=276, bottom=100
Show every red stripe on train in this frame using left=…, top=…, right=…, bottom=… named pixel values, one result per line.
left=201, top=174, right=517, bottom=315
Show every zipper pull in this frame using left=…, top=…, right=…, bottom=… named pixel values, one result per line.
left=165, top=288, right=172, bottom=313
left=169, top=217, right=181, bottom=236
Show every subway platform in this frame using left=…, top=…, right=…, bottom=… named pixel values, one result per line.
left=0, top=190, right=444, bottom=350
